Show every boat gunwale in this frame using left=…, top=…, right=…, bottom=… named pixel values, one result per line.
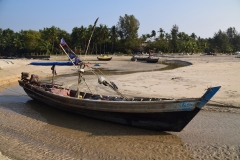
left=20, top=81, right=201, bottom=104
left=19, top=80, right=201, bottom=113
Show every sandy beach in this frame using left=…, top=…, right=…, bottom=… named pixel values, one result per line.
left=0, top=54, right=240, bottom=159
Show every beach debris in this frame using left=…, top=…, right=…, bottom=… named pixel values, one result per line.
left=171, top=77, right=182, bottom=80
left=94, top=63, right=100, bottom=66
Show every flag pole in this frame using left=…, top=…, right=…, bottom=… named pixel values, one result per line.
left=84, top=17, right=99, bottom=61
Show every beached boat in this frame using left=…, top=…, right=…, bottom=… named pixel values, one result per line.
left=97, top=55, right=112, bottom=61
left=146, top=57, right=159, bottom=63
left=18, top=72, right=220, bottom=132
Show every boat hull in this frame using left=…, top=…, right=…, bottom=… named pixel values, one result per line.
left=97, top=57, right=112, bottom=61
left=146, top=58, right=159, bottom=63
left=134, top=57, right=147, bottom=61
left=18, top=80, right=220, bottom=132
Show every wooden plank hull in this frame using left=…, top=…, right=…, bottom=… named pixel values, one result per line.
left=18, top=80, right=220, bottom=132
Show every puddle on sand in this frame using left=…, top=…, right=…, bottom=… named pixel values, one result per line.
left=58, top=60, right=191, bottom=77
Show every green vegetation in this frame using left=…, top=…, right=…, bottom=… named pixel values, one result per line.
left=0, top=14, right=239, bottom=57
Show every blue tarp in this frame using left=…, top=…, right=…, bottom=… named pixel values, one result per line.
left=30, top=56, right=82, bottom=66
left=30, top=61, right=76, bottom=66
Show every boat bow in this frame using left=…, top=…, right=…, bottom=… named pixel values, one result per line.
left=197, top=86, right=221, bottom=109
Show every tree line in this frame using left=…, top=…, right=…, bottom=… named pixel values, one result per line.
left=0, top=14, right=240, bottom=57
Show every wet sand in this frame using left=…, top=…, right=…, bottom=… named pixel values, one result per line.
left=0, top=55, right=240, bottom=159
left=0, top=85, right=240, bottom=160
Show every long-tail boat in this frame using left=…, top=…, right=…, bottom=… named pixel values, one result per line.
left=18, top=73, right=220, bottom=132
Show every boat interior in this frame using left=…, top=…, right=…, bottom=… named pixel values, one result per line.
left=20, top=72, right=185, bottom=102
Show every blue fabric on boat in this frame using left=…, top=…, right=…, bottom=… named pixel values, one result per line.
left=69, top=53, right=76, bottom=59
left=30, top=61, right=76, bottom=66
left=74, top=57, right=81, bottom=64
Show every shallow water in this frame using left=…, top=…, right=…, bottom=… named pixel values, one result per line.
left=57, top=60, right=189, bottom=77
left=0, top=85, right=240, bottom=159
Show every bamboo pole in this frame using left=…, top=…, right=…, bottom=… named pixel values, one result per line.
left=83, top=17, right=99, bottom=61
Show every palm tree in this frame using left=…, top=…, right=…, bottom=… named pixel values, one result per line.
left=165, top=33, right=171, bottom=53
left=71, top=26, right=87, bottom=55
left=49, top=26, right=59, bottom=54
left=158, top=28, right=165, bottom=40
left=101, top=25, right=109, bottom=54
left=96, top=24, right=104, bottom=54
left=109, top=25, right=118, bottom=54
left=92, top=26, right=100, bottom=54
left=39, top=26, right=59, bottom=55
left=1, top=28, right=15, bottom=53
left=12, top=32, right=24, bottom=54
left=170, top=24, right=179, bottom=53
left=190, top=33, right=197, bottom=40
left=151, top=30, right=156, bottom=40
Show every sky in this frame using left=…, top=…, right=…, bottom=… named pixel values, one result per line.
left=0, top=0, right=240, bottom=39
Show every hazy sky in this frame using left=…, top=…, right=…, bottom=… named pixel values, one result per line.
left=0, top=0, right=239, bottom=38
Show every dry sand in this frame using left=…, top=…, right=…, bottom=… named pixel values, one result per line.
left=0, top=54, right=240, bottom=159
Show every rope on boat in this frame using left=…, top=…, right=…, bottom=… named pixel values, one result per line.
left=59, top=44, right=94, bottom=95
left=59, top=18, right=99, bottom=95
left=93, top=67, right=118, bottom=89
left=85, top=64, right=129, bottom=100
left=0, top=85, right=28, bottom=96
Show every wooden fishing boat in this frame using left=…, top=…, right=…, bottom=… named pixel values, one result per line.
left=18, top=72, right=221, bottom=132
left=146, top=57, right=159, bottom=63
left=97, top=55, right=112, bottom=61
